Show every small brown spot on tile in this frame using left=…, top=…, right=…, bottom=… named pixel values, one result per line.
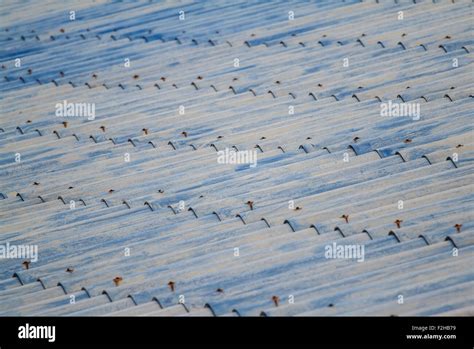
left=22, top=261, right=30, bottom=270
left=168, top=281, right=175, bottom=292
left=272, top=295, right=279, bottom=307
left=341, top=214, right=349, bottom=223
left=113, top=276, right=123, bottom=286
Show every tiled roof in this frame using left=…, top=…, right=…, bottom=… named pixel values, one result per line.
left=0, top=0, right=473, bottom=316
